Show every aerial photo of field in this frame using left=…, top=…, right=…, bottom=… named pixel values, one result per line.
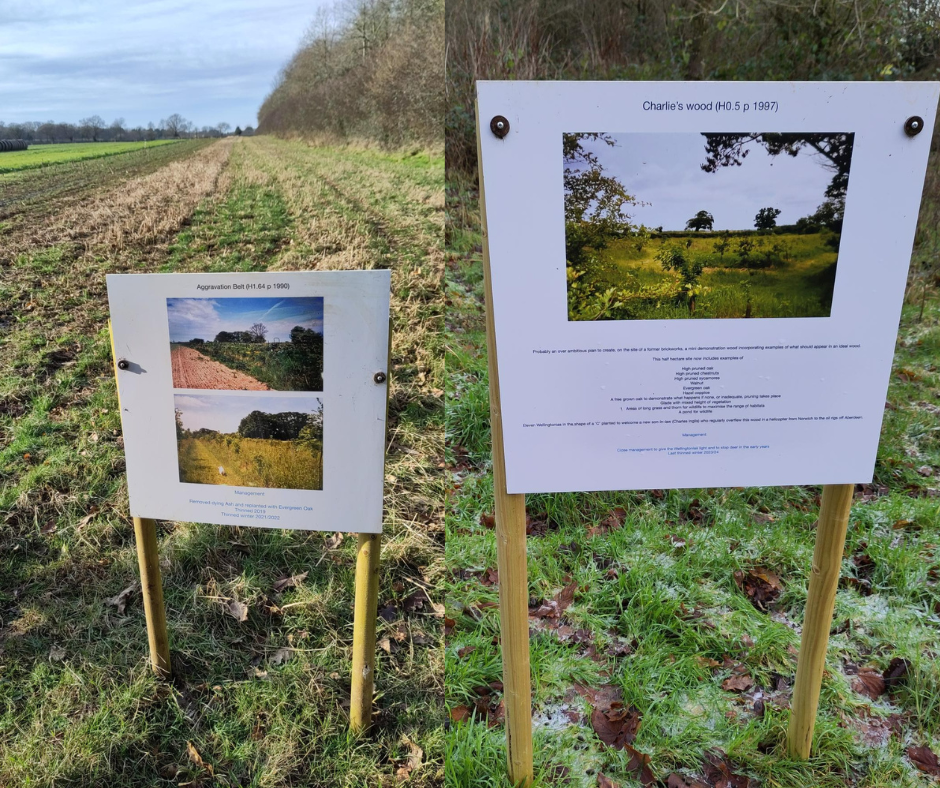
left=564, top=131, right=854, bottom=321
left=168, top=296, right=324, bottom=390
left=175, top=393, right=323, bottom=489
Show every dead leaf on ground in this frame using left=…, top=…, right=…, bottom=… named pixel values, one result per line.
left=49, top=644, right=65, bottom=662
left=324, top=532, right=344, bottom=550
left=395, top=735, right=423, bottom=780
left=702, top=751, right=749, bottom=788
left=269, top=647, right=292, bottom=666
left=721, top=672, right=755, bottom=693
left=587, top=507, right=627, bottom=538
left=224, top=599, right=249, bottom=622
left=597, top=774, right=619, bottom=788
left=851, top=667, right=885, bottom=700
left=591, top=702, right=642, bottom=749
left=272, top=571, right=308, bottom=593
left=77, top=506, right=99, bottom=529
left=624, top=743, right=656, bottom=787
left=186, top=741, right=214, bottom=776
left=667, top=775, right=708, bottom=788
left=909, top=745, right=940, bottom=776
left=530, top=580, right=579, bottom=619
left=449, top=705, right=471, bottom=723
left=733, top=567, right=782, bottom=612
left=457, top=645, right=476, bottom=658
left=104, top=583, right=137, bottom=615
left=883, top=657, right=911, bottom=690
left=480, top=513, right=495, bottom=529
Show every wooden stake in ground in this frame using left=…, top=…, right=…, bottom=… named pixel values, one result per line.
left=108, top=321, right=171, bottom=677
left=476, top=100, right=535, bottom=786
left=133, top=516, right=172, bottom=677
left=350, top=532, right=382, bottom=733
left=787, top=483, right=854, bottom=758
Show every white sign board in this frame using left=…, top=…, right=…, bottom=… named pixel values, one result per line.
left=478, top=81, right=939, bottom=494
left=107, top=270, right=390, bottom=532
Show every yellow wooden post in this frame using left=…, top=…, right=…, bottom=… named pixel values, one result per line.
left=108, top=321, right=171, bottom=677
left=476, top=100, right=535, bottom=786
left=350, top=532, right=382, bottom=732
left=787, top=483, right=854, bottom=758
left=133, top=516, right=172, bottom=677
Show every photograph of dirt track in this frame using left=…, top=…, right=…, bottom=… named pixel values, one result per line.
left=0, top=133, right=444, bottom=784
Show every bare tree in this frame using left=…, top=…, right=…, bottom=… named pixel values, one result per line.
left=248, top=322, right=268, bottom=342
left=161, top=113, right=192, bottom=138
left=216, top=122, right=231, bottom=136
left=79, top=115, right=105, bottom=142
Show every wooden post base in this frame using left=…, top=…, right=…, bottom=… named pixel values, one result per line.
left=787, top=483, right=854, bottom=758
left=133, top=516, right=172, bottom=677
left=350, top=532, right=381, bottom=733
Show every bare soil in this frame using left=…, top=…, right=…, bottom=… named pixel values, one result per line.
left=171, top=345, right=269, bottom=390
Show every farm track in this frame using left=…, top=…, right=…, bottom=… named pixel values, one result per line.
left=171, top=346, right=269, bottom=390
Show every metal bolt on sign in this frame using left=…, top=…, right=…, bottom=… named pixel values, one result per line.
left=905, top=116, right=924, bottom=136
left=373, top=371, right=387, bottom=384
left=490, top=116, right=510, bottom=139
left=117, top=358, right=130, bottom=370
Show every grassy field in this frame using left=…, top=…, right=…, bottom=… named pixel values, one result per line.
left=178, top=434, right=323, bottom=489
left=447, top=175, right=940, bottom=787
left=574, top=232, right=838, bottom=321
left=186, top=340, right=324, bottom=391
left=0, top=137, right=443, bottom=786
left=0, top=139, right=181, bottom=173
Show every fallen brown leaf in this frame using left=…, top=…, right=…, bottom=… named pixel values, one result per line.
left=851, top=667, right=885, bottom=700
left=597, top=774, right=619, bottom=788
left=591, top=702, right=642, bottom=749
left=624, top=743, right=656, bottom=787
left=702, top=751, right=749, bottom=788
left=324, top=532, right=344, bottom=550
left=883, top=657, right=911, bottom=690
left=395, top=736, right=423, bottom=780
left=186, top=741, right=214, bottom=776
left=909, top=745, right=940, bottom=776
left=225, top=599, right=248, bottom=622
left=667, top=775, right=708, bottom=788
left=721, top=673, right=754, bottom=693
left=733, top=567, right=782, bottom=612
left=104, top=583, right=137, bottom=615
left=272, top=571, right=308, bottom=593
left=449, top=705, right=471, bottom=723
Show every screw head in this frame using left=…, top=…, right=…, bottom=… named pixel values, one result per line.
left=905, top=116, right=925, bottom=137
left=490, top=115, right=510, bottom=139
left=117, top=359, right=129, bottom=370
left=373, top=371, right=387, bottom=384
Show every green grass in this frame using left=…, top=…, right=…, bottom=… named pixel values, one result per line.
left=178, top=435, right=324, bottom=489
left=574, top=232, right=838, bottom=320
left=0, top=140, right=181, bottom=173
left=0, top=138, right=444, bottom=786
left=447, top=175, right=940, bottom=787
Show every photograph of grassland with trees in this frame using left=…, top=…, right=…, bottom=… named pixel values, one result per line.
left=565, top=130, right=855, bottom=321
left=168, top=296, right=324, bottom=390
left=175, top=394, right=323, bottom=489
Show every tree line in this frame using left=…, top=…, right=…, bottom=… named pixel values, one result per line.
left=258, top=0, right=443, bottom=146
left=183, top=324, right=322, bottom=346
left=0, top=115, right=251, bottom=144
left=447, top=0, right=940, bottom=173
left=175, top=408, right=323, bottom=443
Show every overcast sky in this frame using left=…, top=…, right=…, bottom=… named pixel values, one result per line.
left=167, top=297, right=324, bottom=343
left=175, top=393, right=322, bottom=433
left=571, top=133, right=840, bottom=231
left=0, top=0, right=324, bottom=129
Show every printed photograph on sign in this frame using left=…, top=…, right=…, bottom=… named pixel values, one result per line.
left=564, top=131, right=854, bottom=321
left=175, top=393, right=324, bottom=490
left=168, top=297, right=324, bottom=391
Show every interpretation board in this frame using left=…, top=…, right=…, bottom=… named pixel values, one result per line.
left=477, top=81, right=939, bottom=494
left=107, top=270, right=391, bottom=532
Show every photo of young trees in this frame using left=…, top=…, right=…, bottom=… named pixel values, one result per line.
left=564, top=131, right=854, bottom=320
left=175, top=394, right=323, bottom=490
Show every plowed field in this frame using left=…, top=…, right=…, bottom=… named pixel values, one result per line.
left=170, top=345, right=268, bottom=390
